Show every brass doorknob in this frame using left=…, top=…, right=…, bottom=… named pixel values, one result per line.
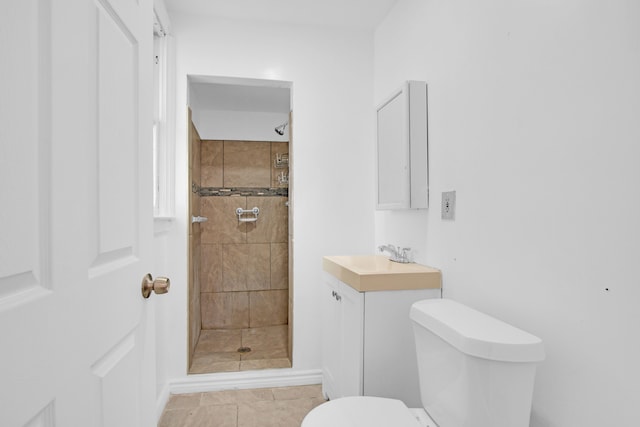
left=141, top=273, right=170, bottom=298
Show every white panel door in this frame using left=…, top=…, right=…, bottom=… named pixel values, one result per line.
left=0, top=0, right=156, bottom=426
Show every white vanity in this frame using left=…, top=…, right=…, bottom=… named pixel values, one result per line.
left=321, top=255, right=441, bottom=407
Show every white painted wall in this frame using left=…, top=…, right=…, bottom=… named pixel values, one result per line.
left=374, top=1, right=640, bottom=425
left=191, top=109, right=289, bottom=142
left=156, top=11, right=375, bottom=392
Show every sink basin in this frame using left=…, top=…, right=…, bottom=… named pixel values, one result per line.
left=323, top=255, right=441, bottom=292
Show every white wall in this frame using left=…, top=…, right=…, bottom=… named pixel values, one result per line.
left=191, top=109, right=289, bottom=142
left=157, top=12, right=376, bottom=388
left=375, top=1, right=640, bottom=425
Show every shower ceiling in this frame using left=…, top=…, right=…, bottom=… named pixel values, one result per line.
left=163, top=0, right=399, bottom=30
left=189, top=80, right=291, bottom=113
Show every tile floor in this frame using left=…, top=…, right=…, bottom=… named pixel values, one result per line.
left=189, top=325, right=291, bottom=374
left=158, top=384, right=326, bottom=427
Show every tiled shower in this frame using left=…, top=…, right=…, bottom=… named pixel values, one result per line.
left=188, top=113, right=290, bottom=373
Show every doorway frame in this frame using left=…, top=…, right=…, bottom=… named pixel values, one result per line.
left=185, top=75, right=295, bottom=374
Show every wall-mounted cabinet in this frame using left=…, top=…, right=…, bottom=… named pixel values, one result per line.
left=376, top=81, right=428, bottom=210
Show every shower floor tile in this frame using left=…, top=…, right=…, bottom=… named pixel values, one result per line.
left=190, top=325, right=290, bottom=374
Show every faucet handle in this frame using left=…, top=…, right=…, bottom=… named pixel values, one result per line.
left=401, top=247, right=412, bottom=263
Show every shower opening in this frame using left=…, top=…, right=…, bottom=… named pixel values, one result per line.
left=187, top=76, right=293, bottom=374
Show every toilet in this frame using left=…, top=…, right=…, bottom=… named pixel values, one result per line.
left=302, top=298, right=545, bottom=427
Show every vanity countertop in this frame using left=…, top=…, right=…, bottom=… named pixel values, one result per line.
left=322, top=255, right=441, bottom=292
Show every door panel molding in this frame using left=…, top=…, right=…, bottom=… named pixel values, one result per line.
left=0, top=0, right=51, bottom=308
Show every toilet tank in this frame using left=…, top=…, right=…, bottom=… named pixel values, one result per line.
left=410, top=299, right=545, bottom=427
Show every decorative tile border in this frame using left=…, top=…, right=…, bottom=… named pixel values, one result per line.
left=199, top=187, right=288, bottom=197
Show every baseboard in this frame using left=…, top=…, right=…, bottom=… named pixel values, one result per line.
left=168, top=368, right=323, bottom=395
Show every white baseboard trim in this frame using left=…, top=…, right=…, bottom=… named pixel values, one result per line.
left=168, top=368, right=323, bottom=395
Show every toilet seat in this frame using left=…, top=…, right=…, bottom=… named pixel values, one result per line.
left=301, top=396, right=424, bottom=427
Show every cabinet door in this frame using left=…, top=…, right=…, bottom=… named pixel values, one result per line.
left=376, top=81, right=428, bottom=210
left=321, top=278, right=342, bottom=400
left=376, top=87, right=410, bottom=209
left=321, top=277, right=365, bottom=399
left=338, top=281, right=364, bottom=397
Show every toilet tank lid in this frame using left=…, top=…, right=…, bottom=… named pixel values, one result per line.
left=410, top=299, right=545, bottom=362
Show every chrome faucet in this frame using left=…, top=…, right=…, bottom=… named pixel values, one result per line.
left=378, top=244, right=412, bottom=263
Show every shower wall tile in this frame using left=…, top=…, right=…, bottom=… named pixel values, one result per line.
left=189, top=233, right=202, bottom=359
left=201, top=140, right=223, bottom=187
left=246, top=196, right=288, bottom=243
left=202, top=292, right=250, bottom=329
left=190, top=119, right=202, bottom=187
left=200, top=243, right=223, bottom=293
left=223, top=141, right=271, bottom=188
left=191, top=191, right=201, bottom=237
left=271, top=142, right=289, bottom=188
left=249, top=290, right=288, bottom=327
left=197, top=140, right=291, bottom=333
left=270, top=243, right=288, bottom=290
left=222, top=243, right=270, bottom=292
left=201, top=196, right=247, bottom=244
left=202, top=140, right=224, bottom=166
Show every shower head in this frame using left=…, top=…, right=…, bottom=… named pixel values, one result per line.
left=275, top=122, right=288, bottom=136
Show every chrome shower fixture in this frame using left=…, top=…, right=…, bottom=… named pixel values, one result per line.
left=274, top=122, right=288, bottom=135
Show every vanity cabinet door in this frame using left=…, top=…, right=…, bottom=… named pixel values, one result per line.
left=321, top=276, right=364, bottom=400
left=339, top=280, right=364, bottom=397
left=321, top=277, right=342, bottom=399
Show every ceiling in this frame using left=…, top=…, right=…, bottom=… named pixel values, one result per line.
left=189, top=80, right=291, bottom=113
left=163, top=0, right=399, bottom=30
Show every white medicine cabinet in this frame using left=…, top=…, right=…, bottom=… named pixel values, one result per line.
left=376, top=81, right=428, bottom=210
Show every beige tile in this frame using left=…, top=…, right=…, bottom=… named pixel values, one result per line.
left=249, top=290, right=288, bottom=327
left=223, top=141, right=271, bottom=188
left=271, top=385, right=324, bottom=401
left=193, top=351, right=240, bottom=363
left=160, top=386, right=325, bottom=427
left=201, top=243, right=223, bottom=293
left=201, top=140, right=224, bottom=187
left=202, top=140, right=224, bottom=165
left=239, top=347, right=288, bottom=361
left=191, top=189, right=201, bottom=216
left=270, top=142, right=289, bottom=188
left=202, top=165, right=224, bottom=188
left=189, top=293, right=201, bottom=361
left=189, top=235, right=202, bottom=362
left=168, top=404, right=237, bottom=427
left=201, top=292, right=249, bottom=329
left=240, top=358, right=291, bottom=371
left=201, top=197, right=247, bottom=244
left=197, top=329, right=242, bottom=353
left=190, top=121, right=202, bottom=187
left=164, top=393, right=202, bottom=410
left=246, top=197, right=288, bottom=244
left=270, top=243, right=288, bottom=290
left=201, top=388, right=274, bottom=406
left=241, top=325, right=288, bottom=351
left=222, top=244, right=271, bottom=292
left=189, top=353, right=241, bottom=374
left=158, top=408, right=191, bottom=427
left=237, top=399, right=317, bottom=427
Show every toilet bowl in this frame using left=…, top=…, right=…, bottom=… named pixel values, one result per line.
left=302, top=298, right=545, bottom=427
left=302, top=396, right=435, bottom=427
